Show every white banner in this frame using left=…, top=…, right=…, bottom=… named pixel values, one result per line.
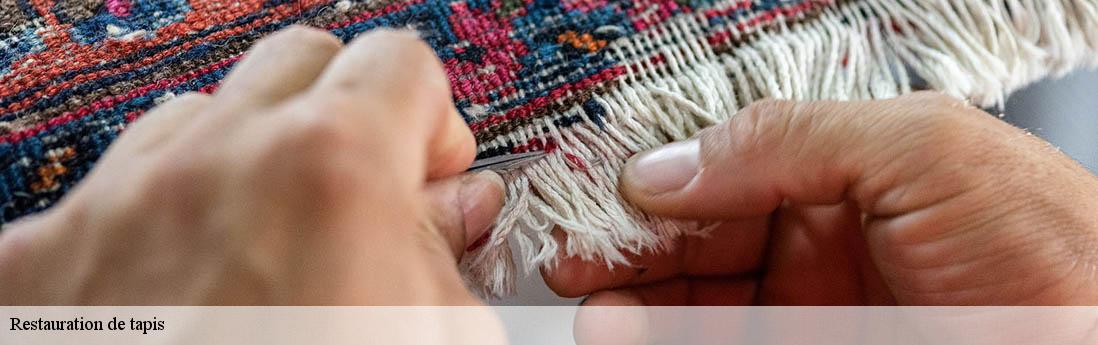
left=2, top=307, right=1097, bottom=344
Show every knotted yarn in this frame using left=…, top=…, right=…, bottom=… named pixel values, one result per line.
left=0, top=0, right=1096, bottom=297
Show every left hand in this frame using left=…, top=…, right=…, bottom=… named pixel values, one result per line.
left=0, top=27, right=503, bottom=308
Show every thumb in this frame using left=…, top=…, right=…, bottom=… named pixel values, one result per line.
left=620, top=91, right=1019, bottom=219
left=423, top=171, right=507, bottom=259
left=620, top=91, right=1098, bottom=304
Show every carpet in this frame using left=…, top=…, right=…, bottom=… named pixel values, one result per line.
left=0, top=0, right=1095, bottom=296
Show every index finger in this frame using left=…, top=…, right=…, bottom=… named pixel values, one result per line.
left=306, top=29, right=475, bottom=180
left=542, top=218, right=769, bottom=298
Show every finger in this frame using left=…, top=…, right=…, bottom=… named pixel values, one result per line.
left=573, top=279, right=757, bottom=344
left=755, top=202, right=890, bottom=305
left=619, top=91, right=1004, bottom=220
left=581, top=277, right=757, bottom=306
left=542, top=217, right=769, bottom=298
left=215, top=26, right=342, bottom=114
left=423, top=171, right=506, bottom=259
left=573, top=280, right=756, bottom=345
left=111, top=92, right=211, bottom=154
left=575, top=280, right=755, bottom=345
left=307, top=29, right=474, bottom=179
left=573, top=294, right=649, bottom=345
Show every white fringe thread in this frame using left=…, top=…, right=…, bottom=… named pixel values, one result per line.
left=459, top=0, right=1098, bottom=298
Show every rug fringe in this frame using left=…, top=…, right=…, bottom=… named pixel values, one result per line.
left=461, top=0, right=1098, bottom=298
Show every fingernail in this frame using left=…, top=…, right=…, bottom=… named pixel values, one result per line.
left=459, top=171, right=505, bottom=252
left=626, top=139, right=699, bottom=194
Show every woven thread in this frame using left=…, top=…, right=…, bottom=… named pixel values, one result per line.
left=0, top=0, right=1095, bottom=297
left=460, top=0, right=1098, bottom=297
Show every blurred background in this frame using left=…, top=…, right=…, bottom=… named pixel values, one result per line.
left=1003, top=69, right=1098, bottom=173
left=492, top=68, right=1098, bottom=306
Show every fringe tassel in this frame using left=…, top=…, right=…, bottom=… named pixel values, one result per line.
left=460, top=0, right=1098, bottom=298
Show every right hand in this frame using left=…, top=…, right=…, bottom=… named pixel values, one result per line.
left=545, top=92, right=1098, bottom=305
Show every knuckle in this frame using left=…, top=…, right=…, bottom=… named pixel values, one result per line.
left=740, top=99, right=800, bottom=135
left=363, top=29, right=433, bottom=57
left=283, top=106, right=358, bottom=154
left=363, top=29, right=448, bottom=88
left=394, top=37, right=436, bottom=67
left=720, top=99, right=800, bottom=155
left=278, top=25, right=339, bottom=44
left=242, top=112, right=366, bottom=206
left=266, top=99, right=375, bottom=169
left=331, top=29, right=447, bottom=100
left=259, top=25, right=341, bottom=53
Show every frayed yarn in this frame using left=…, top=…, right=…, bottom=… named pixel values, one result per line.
left=461, top=0, right=1098, bottom=297
left=0, top=0, right=1094, bottom=298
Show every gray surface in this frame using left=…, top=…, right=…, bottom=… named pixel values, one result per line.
left=492, top=69, right=1098, bottom=306
left=1003, top=68, right=1098, bottom=172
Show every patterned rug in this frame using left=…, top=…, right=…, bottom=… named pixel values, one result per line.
left=1, top=0, right=1096, bottom=296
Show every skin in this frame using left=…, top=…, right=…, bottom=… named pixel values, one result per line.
left=544, top=93, right=1098, bottom=306
left=0, top=27, right=505, bottom=307
left=0, top=27, right=1095, bottom=317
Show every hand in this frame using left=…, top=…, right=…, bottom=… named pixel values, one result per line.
left=544, top=92, right=1098, bottom=305
left=0, top=27, right=504, bottom=307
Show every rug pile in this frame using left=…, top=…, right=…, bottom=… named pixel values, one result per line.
left=1, top=0, right=1095, bottom=296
